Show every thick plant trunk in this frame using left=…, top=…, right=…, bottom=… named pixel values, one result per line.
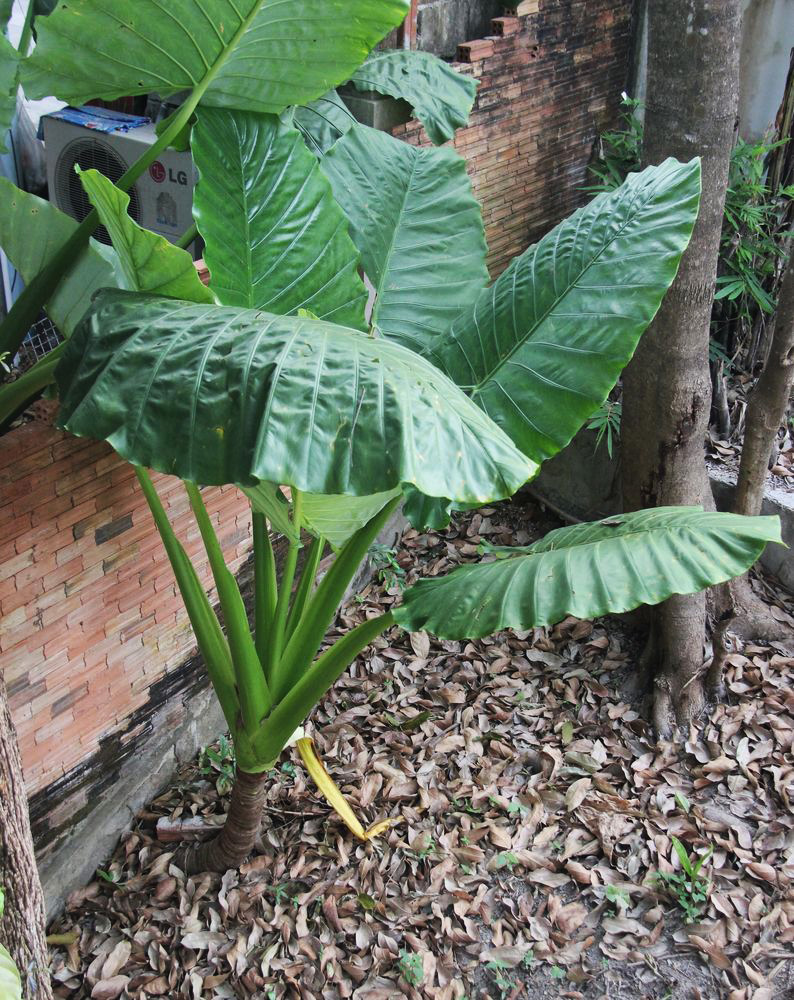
left=736, top=254, right=794, bottom=516
left=723, top=252, right=794, bottom=644
left=0, top=674, right=53, bottom=1000
left=182, top=768, right=268, bottom=874
left=622, top=0, right=742, bottom=735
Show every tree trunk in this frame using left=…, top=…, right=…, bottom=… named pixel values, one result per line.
left=181, top=768, right=268, bottom=874
left=719, top=251, right=794, bottom=645
left=622, top=0, right=742, bottom=735
left=0, top=674, right=53, bottom=1000
left=735, top=254, right=794, bottom=516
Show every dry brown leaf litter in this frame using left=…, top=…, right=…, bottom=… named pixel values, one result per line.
left=48, top=497, right=794, bottom=1000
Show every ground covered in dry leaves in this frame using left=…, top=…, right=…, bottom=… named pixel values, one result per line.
left=49, top=496, right=794, bottom=1000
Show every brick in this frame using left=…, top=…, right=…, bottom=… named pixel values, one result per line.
left=1, top=579, right=45, bottom=616
left=0, top=511, right=31, bottom=545
left=30, top=493, right=73, bottom=525
left=0, top=548, right=34, bottom=583
left=56, top=499, right=98, bottom=532
left=457, top=39, right=494, bottom=62
left=492, top=16, right=521, bottom=36
left=42, top=555, right=81, bottom=590
left=13, top=518, right=63, bottom=556
left=94, top=513, right=134, bottom=546
left=63, top=561, right=108, bottom=598
left=66, top=595, right=107, bottom=630
left=0, top=605, right=27, bottom=639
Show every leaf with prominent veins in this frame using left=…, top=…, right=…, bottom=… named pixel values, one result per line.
left=423, top=158, right=702, bottom=464
left=55, top=290, right=535, bottom=504
left=350, top=50, right=477, bottom=145
left=78, top=167, right=214, bottom=303
left=0, top=178, right=122, bottom=337
left=192, top=108, right=366, bottom=328
left=395, top=508, right=782, bottom=639
left=322, top=124, right=489, bottom=354
left=23, top=0, right=410, bottom=114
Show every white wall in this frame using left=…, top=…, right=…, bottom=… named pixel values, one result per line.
left=739, top=0, right=794, bottom=138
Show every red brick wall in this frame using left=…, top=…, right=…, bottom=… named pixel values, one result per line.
left=1, top=412, right=252, bottom=795
left=393, top=0, right=634, bottom=276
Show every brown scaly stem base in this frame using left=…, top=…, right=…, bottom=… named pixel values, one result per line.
left=179, top=768, right=269, bottom=875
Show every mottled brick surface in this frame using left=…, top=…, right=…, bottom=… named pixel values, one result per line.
left=1, top=410, right=252, bottom=796
left=393, top=0, right=633, bottom=277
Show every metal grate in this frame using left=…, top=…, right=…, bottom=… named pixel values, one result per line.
left=55, top=137, right=141, bottom=245
left=15, top=315, right=63, bottom=372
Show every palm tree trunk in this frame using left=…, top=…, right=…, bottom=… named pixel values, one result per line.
left=621, top=0, right=742, bottom=735
left=181, top=768, right=268, bottom=874
left=0, top=673, right=53, bottom=999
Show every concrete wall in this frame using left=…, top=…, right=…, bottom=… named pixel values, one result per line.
left=417, top=0, right=503, bottom=58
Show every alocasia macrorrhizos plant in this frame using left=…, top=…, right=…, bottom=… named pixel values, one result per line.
left=0, top=1, right=782, bottom=871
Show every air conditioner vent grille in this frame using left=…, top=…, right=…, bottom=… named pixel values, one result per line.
left=54, top=137, right=141, bottom=245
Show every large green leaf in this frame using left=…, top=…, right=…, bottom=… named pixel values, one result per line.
left=22, top=0, right=409, bottom=113
left=422, top=157, right=702, bottom=464
left=55, top=290, right=535, bottom=502
left=301, top=489, right=400, bottom=549
left=0, top=177, right=121, bottom=336
left=395, top=508, right=782, bottom=639
left=0, top=891, right=21, bottom=1000
left=192, top=109, right=365, bottom=327
left=0, top=943, right=21, bottom=1000
left=322, top=124, right=488, bottom=352
left=0, top=33, right=18, bottom=153
left=78, top=167, right=214, bottom=304
left=350, top=50, right=477, bottom=145
left=244, top=474, right=399, bottom=549
left=292, top=89, right=355, bottom=159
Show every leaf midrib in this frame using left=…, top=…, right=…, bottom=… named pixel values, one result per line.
left=463, top=171, right=670, bottom=396
left=372, top=148, right=420, bottom=328
left=494, top=519, right=762, bottom=563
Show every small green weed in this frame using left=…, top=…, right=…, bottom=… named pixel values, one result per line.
left=654, top=835, right=713, bottom=923
left=397, top=949, right=424, bottom=987
left=411, top=835, right=436, bottom=861
left=495, top=850, right=519, bottom=871
left=271, top=883, right=300, bottom=907
left=604, top=884, right=631, bottom=914
left=96, top=868, right=126, bottom=890
left=587, top=399, right=622, bottom=458
left=585, top=94, right=644, bottom=194
left=198, top=734, right=236, bottom=795
left=368, top=542, right=406, bottom=591
left=485, top=958, right=516, bottom=998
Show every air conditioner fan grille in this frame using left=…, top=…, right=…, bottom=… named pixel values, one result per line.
left=54, top=137, right=141, bottom=245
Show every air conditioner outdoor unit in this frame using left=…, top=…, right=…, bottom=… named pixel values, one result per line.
left=42, top=106, right=195, bottom=250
